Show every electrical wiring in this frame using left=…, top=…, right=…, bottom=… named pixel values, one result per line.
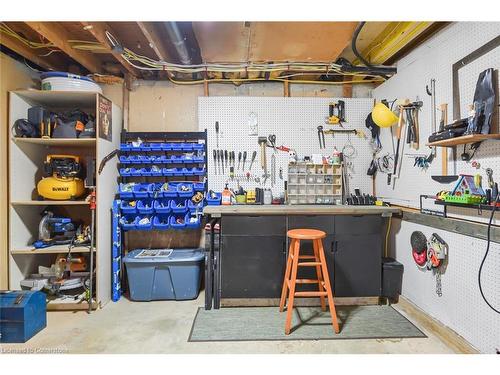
left=0, top=23, right=53, bottom=49
left=166, top=76, right=384, bottom=86
left=478, top=193, right=500, bottom=314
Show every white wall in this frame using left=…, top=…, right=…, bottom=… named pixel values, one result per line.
left=374, top=22, right=500, bottom=353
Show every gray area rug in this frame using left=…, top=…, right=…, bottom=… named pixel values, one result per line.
left=189, top=305, right=426, bottom=342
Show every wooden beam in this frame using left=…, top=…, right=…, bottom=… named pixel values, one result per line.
left=80, top=22, right=139, bottom=77
left=342, top=75, right=353, bottom=98
left=0, top=32, right=59, bottom=71
left=283, top=80, right=290, bottom=97
left=136, top=22, right=170, bottom=61
left=24, top=22, right=102, bottom=73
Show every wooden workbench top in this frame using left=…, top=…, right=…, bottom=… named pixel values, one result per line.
left=203, top=205, right=401, bottom=216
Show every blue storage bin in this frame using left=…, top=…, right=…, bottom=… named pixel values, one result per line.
left=182, top=153, right=195, bottom=163
left=123, top=248, right=204, bottom=301
left=120, top=200, right=137, bottom=214
left=130, top=168, right=141, bottom=177
left=120, top=143, right=131, bottom=151
left=148, top=155, right=161, bottom=164
left=169, top=155, right=183, bottom=164
left=136, top=215, right=153, bottom=230
left=120, top=167, right=132, bottom=176
left=192, top=143, right=204, bottom=151
left=171, top=143, right=183, bottom=151
left=139, top=167, right=151, bottom=177
left=170, top=199, right=187, bottom=213
left=163, top=167, right=176, bottom=176
left=120, top=215, right=138, bottom=230
left=148, top=183, right=163, bottom=198
left=192, top=167, right=206, bottom=176
left=169, top=215, right=186, bottom=229
left=182, top=143, right=194, bottom=151
left=154, top=199, right=171, bottom=213
left=193, top=182, right=205, bottom=192
left=129, top=143, right=142, bottom=151
left=183, top=167, right=195, bottom=176
left=133, top=183, right=151, bottom=198
left=150, top=166, right=163, bottom=176
left=119, top=155, right=130, bottom=164
left=185, top=213, right=202, bottom=228
left=137, top=199, right=154, bottom=214
left=192, top=156, right=205, bottom=163
left=137, top=155, right=150, bottom=163
left=140, top=143, right=151, bottom=151
left=112, top=256, right=121, bottom=272
left=152, top=215, right=170, bottom=230
left=177, top=183, right=193, bottom=197
left=161, top=183, right=178, bottom=197
left=161, top=142, right=174, bottom=151
left=119, top=183, right=136, bottom=198
left=188, top=198, right=204, bottom=213
left=0, top=291, right=46, bottom=343
left=127, top=155, right=140, bottom=163
left=206, top=192, right=222, bottom=205
left=150, top=143, right=162, bottom=151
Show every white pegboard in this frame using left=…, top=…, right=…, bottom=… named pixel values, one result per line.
left=198, top=97, right=375, bottom=197
left=391, top=219, right=500, bottom=353
left=373, top=22, right=500, bottom=225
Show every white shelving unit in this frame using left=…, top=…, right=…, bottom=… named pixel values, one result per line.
left=8, top=90, right=121, bottom=310
left=287, top=162, right=343, bottom=205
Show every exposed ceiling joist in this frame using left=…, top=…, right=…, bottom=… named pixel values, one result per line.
left=358, top=22, right=433, bottom=64
left=80, top=22, right=139, bottom=77
left=24, top=22, right=103, bottom=73
left=0, top=32, right=60, bottom=71
left=136, top=22, right=170, bottom=61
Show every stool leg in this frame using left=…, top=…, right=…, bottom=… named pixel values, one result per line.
left=285, top=239, right=300, bottom=335
left=312, top=239, right=327, bottom=311
left=279, top=238, right=295, bottom=312
left=316, top=239, right=340, bottom=333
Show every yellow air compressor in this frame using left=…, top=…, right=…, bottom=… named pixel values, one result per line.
left=37, top=155, right=85, bottom=200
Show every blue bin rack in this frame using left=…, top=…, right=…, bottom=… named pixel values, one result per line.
left=114, top=130, right=207, bottom=302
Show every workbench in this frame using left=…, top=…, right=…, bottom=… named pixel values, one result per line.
left=203, top=205, right=401, bottom=309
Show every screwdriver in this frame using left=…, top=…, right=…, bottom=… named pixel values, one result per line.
left=220, top=149, right=224, bottom=174
left=231, top=151, right=236, bottom=168
left=238, top=151, right=242, bottom=170
left=242, top=151, right=247, bottom=171
left=215, top=121, right=219, bottom=148
left=213, top=149, right=217, bottom=175
left=249, top=150, right=257, bottom=170
left=224, top=150, right=228, bottom=169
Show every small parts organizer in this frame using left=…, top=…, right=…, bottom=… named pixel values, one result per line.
left=116, top=130, right=208, bottom=231
left=112, top=131, right=207, bottom=302
left=287, top=162, right=343, bottom=205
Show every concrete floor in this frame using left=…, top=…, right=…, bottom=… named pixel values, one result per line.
left=0, top=291, right=456, bottom=354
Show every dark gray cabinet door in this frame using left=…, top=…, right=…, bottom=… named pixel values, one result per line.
left=220, top=235, right=286, bottom=298
left=326, top=233, right=382, bottom=297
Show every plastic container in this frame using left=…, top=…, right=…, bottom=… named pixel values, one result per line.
left=154, top=199, right=171, bottom=214
left=185, top=213, right=202, bottom=228
left=136, top=215, right=153, bottom=230
left=206, top=192, right=222, bottom=205
left=150, top=143, right=162, bottom=151
left=150, top=166, right=163, bottom=176
left=169, top=215, right=186, bottom=229
left=382, top=257, right=404, bottom=302
left=161, top=183, right=178, bottom=198
left=181, top=143, right=194, bottom=151
left=170, top=199, right=188, bottom=213
left=119, top=183, right=136, bottom=199
left=119, top=167, right=132, bottom=176
left=171, top=143, right=183, bottom=151
left=120, top=143, right=131, bottom=151
left=148, top=183, right=163, bottom=198
left=192, top=143, right=204, bottom=151
left=119, top=155, right=131, bottom=164
left=137, top=199, right=154, bottom=214
left=123, top=248, right=204, bottom=301
left=152, top=215, right=170, bottom=230
left=120, top=215, right=138, bottom=230
left=192, top=167, right=206, bottom=176
left=120, top=200, right=137, bottom=214
left=177, top=183, right=193, bottom=197
left=162, top=167, right=176, bottom=176
left=133, top=183, right=151, bottom=198
left=138, top=167, right=151, bottom=177
left=188, top=198, right=204, bottom=213
left=193, top=182, right=205, bottom=192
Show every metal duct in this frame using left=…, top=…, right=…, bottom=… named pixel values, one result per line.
left=163, top=22, right=202, bottom=65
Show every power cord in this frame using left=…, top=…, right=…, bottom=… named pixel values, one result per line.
left=479, top=192, right=500, bottom=314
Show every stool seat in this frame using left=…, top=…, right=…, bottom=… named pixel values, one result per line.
left=287, top=229, right=326, bottom=240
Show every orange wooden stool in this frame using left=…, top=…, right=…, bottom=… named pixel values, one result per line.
left=279, top=229, right=340, bottom=334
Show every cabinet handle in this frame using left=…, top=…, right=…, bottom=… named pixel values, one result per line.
left=282, top=240, right=287, bottom=254
left=332, top=241, right=338, bottom=253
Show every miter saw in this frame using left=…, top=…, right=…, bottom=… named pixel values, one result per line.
left=33, top=211, right=89, bottom=249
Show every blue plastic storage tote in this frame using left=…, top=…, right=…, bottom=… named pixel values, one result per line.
left=123, top=248, right=204, bottom=301
left=0, top=291, right=46, bottom=343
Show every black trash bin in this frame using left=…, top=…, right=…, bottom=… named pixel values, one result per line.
left=382, top=257, right=404, bottom=303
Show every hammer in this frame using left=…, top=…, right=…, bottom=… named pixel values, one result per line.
left=258, top=136, right=268, bottom=173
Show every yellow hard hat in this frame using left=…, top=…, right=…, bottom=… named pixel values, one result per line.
left=372, top=102, right=399, bottom=128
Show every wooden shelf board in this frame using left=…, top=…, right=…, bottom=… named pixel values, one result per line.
left=427, top=134, right=500, bottom=147
left=12, top=137, right=96, bottom=147
left=11, top=245, right=95, bottom=254
left=12, top=90, right=97, bottom=108
left=47, top=300, right=98, bottom=311
left=11, top=200, right=89, bottom=206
